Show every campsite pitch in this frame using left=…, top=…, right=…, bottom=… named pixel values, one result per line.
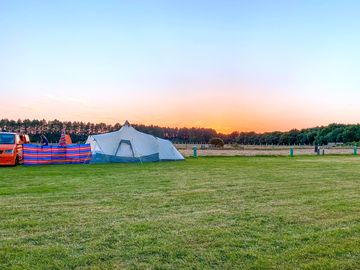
left=1, top=156, right=359, bottom=269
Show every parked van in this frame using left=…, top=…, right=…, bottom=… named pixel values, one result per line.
left=0, top=132, right=30, bottom=166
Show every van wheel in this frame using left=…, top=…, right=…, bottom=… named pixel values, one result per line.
left=15, top=156, right=20, bottom=166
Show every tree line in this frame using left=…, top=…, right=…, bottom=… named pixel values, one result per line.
left=1, top=119, right=360, bottom=145
left=227, top=124, right=360, bottom=145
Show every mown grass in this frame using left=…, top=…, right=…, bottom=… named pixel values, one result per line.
left=0, top=156, right=359, bottom=269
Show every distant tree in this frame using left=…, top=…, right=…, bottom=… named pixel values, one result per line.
left=209, top=137, right=225, bottom=147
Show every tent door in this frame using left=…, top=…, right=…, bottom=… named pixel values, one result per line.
left=115, top=140, right=135, bottom=157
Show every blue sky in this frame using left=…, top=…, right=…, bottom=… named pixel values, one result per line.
left=1, top=0, right=360, bottom=132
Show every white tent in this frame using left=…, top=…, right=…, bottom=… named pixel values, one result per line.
left=157, top=138, right=184, bottom=161
left=85, top=121, right=184, bottom=163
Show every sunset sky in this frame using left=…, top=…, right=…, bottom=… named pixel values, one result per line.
left=1, top=0, right=360, bottom=133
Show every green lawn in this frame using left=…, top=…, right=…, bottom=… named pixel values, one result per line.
left=0, top=156, right=360, bottom=269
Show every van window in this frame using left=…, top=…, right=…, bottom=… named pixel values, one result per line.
left=0, top=134, right=15, bottom=144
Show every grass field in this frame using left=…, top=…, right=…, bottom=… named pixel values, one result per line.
left=1, top=156, right=360, bottom=269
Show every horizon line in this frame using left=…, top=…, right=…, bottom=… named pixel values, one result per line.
left=1, top=118, right=360, bottom=135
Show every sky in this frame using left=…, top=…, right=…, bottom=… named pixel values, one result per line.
left=1, top=0, right=360, bottom=133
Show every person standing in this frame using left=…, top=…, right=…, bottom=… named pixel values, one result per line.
left=59, top=128, right=67, bottom=147
left=40, top=134, right=49, bottom=146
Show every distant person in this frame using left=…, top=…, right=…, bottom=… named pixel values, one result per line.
left=314, top=144, right=318, bottom=153
left=40, top=135, right=49, bottom=146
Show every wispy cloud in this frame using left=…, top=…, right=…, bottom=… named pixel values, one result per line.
left=45, top=94, right=89, bottom=106
left=20, top=104, right=37, bottom=111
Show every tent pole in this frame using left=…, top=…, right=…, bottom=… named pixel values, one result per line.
left=92, top=137, right=106, bottom=154
left=114, top=140, right=122, bottom=157
left=131, top=140, right=143, bottom=164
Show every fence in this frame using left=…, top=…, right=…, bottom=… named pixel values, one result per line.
left=23, top=144, right=91, bottom=165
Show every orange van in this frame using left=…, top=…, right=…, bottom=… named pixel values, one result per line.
left=0, top=132, right=30, bottom=166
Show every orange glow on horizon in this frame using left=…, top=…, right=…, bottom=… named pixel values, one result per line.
left=2, top=84, right=360, bottom=134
